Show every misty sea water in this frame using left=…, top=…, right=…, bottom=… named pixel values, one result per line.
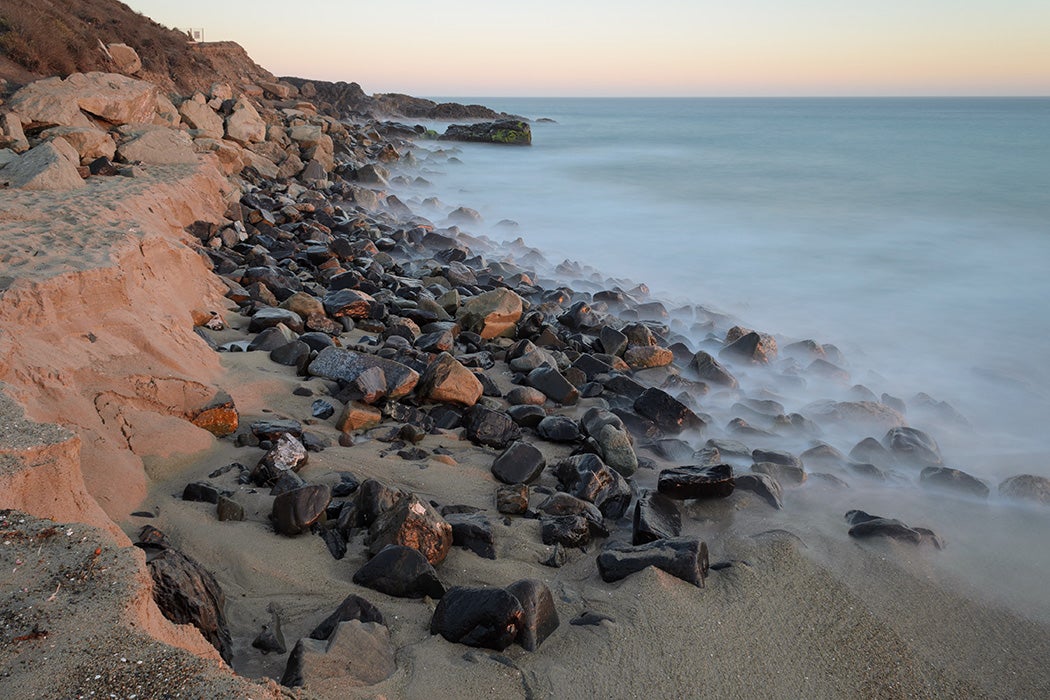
left=413, top=97, right=1050, bottom=472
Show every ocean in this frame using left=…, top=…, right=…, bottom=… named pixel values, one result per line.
left=406, top=97, right=1050, bottom=477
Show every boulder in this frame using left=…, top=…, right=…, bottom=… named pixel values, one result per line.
left=657, top=464, right=735, bottom=500
left=465, top=405, right=522, bottom=449
left=537, top=415, right=581, bottom=443
left=225, top=96, right=266, bottom=144
left=137, top=535, right=233, bottom=663
left=551, top=453, right=632, bottom=519
left=419, top=352, right=483, bottom=406
left=1, top=112, right=29, bottom=152
left=623, top=345, right=674, bottom=370
left=883, top=427, right=943, bottom=467
left=368, top=495, right=453, bottom=565
left=335, top=401, right=383, bottom=432
left=445, top=513, right=496, bottom=559
left=309, top=594, right=385, bottom=641
left=309, top=347, right=420, bottom=400
left=430, top=586, right=525, bottom=650
left=720, top=331, right=778, bottom=364
left=527, top=366, right=579, bottom=405
left=633, top=387, right=705, bottom=435
left=689, top=351, right=738, bottom=388
left=281, top=621, right=396, bottom=688
left=117, top=128, right=197, bottom=164
left=40, top=126, right=116, bottom=162
left=597, top=537, right=710, bottom=587
left=595, top=423, right=637, bottom=477
left=920, top=467, right=989, bottom=498
left=106, top=43, right=142, bottom=74
left=252, top=433, right=308, bottom=485
left=734, top=473, right=784, bottom=509
left=440, top=119, right=532, bottom=145
left=632, top=490, right=682, bottom=545
left=845, top=510, right=943, bottom=548
left=540, top=515, right=592, bottom=547
left=272, top=484, right=331, bottom=536
left=491, top=441, right=546, bottom=484
left=999, top=474, right=1050, bottom=506
left=178, top=96, right=224, bottom=139
left=458, top=288, right=523, bottom=339
left=803, top=400, right=906, bottom=432
left=1, top=140, right=83, bottom=190
left=352, top=545, right=445, bottom=599
left=505, top=579, right=559, bottom=651
left=8, top=72, right=158, bottom=129
left=322, top=289, right=384, bottom=319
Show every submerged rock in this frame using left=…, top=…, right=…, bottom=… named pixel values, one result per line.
left=920, top=467, right=989, bottom=498
left=999, top=474, right=1050, bottom=506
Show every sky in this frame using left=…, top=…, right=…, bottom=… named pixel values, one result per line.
left=123, top=0, right=1050, bottom=97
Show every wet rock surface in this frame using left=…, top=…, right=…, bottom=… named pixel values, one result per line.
left=597, top=537, right=710, bottom=587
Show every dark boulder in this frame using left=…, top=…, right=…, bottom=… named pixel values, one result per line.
left=308, top=346, right=419, bottom=400
left=632, top=490, right=682, bottom=545
left=689, top=351, right=738, bottom=388
left=465, top=405, right=522, bottom=449
left=137, top=533, right=233, bottom=663
left=537, top=415, right=581, bottom=443
left=527, top=366, right=579, bottom=405
left=367, top=494, right=453, bottom=565
left=356, top=478, right=406, bottom=526
left=505, top=579, right=559, bottom=651
left=751, top=461, right=806, bottom=486
left=597, top=537, right=710, bottom=587
left=551, top=454, right=632, bottom=519
left=445, top=513, right=497, bottom=559
left=252, top=433, right=309, bottom=485
left=845, top=510, right=943, bottom=548
left=272, top=484, right=331, bottom=536
left=440, top=119, right=531, bottom=146
left=633, top=387, right=705, bottom=435
left=883, top=427, right=943, bottom=467
left=309, top=594, right=385, bottom=641
left=719, top=331, right=777, bottom=364
left=734, top=473, right=784, bottom=509
left=430, top=586, right=525, bottom=651
left=541, top=515, right=593, bottom=547
left=657, top=464, right=735, bottom=500
left=491, top=441, right=546, bottom=484
left=352, top=545, right=445, bottom=598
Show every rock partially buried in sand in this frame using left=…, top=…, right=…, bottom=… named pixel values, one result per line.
left=998, top=474, right=1050, bottom=506
left=430, top=586, right=525, bottom=651
left=551, top=453, right=632, bottom=519
left=632, top=490, right=682, bottom=545
left=596, top=537, right=710, bottom=587
left=445, top=512, right=497, bottom=559
left=491, top=441, right=546, bottom=484
left=920, top=466, right=989, bottom=498
left=845, top=510, right=943, bottom=548
left=734, top=473, right=784, bottom=509
left=465, top=405, right=522, bottom=449
left=309, top=594, right=385, bottom=641
left=505, top=579, right=559, bottom=651
left=353, top=545, right=445, bottom=599
left=281, top=620, right=396, bottom=688
left=309, top=346, right=419, bottom=400
left=272, top=484, right=331, bottom=536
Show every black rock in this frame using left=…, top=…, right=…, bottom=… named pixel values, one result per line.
left=720, top=331, right=777, bottom=364
left=251, top=419, right=303, bottom=441
left=216, top=496, right=244, bottom=522
left=496, top=483, right=529, bottom=515
left=599, top=326, right=628, bottom=356
left=430, top=586, right=525, bottom=651
left=557, top=300, right=601, bottom=330
left=505, top=579, right=559, bottom=651
left=309, top=594, right=385, bottom=641
left=689, top=351, right=738, bottom=388
left=920, top=467, right=989, bottom=498
left=331, top=472, right=360, bottom=497
left=439, top=119, right=532, bottom=146
left=551, top=454, right=632, bottom=519
left=269, top=470, right=307, bottom=496
left=540, top=544, right=568, bottom=568
left=601, top=374, right=646, bottom=399
left=596, top=537, right=710, bottom=587
left=445, top=513, right=497, bottom=559
left=465, top=405, right=522, bottom=449
left=137, top=535, right=233, bottom=663
left=751, top=461, right=806, bottom=486
left=633, top=387, right=705, bottom=435
left=632, top=490, right=682, bottom=545
left=182, top=482, right=220, bottom=504
left=318, top=527, right=347, bottom=560
left=535, top=492, right=609, bottom=537
left=570, top=611, right=614, bottom=626
left=272, top=484, right=330, bottom=536
left=353, top=544, right=445, bottom=599
left=311, top=399, right=335, bottom=419
left=527, top=367, right=579, bottom=405
left=537, top=415, right=581, bottom=443
left=356, top=478, right=406, bottom=526
left=657, top=464, right=735, bottom=500
left=735, top=473, right=784, bottom=508
left=506, top=404, right=546, bottom=428
left=491, top=441, right=546, bottom=484
left=270, top=340, right=311, bottom=367
left=540, top=515, right=592, bottom=547
left=249, top=307, right=304, bottom=334
left=845, top=510, right=943, bottom=548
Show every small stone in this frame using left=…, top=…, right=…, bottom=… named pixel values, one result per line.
left=496, top=484, right=529, bottom=514
left=251, top=604, right=287, bottom=655
left=336, top=401, right=383, bottom=432
left=311, top=399, right=335, bottom=419
left=216, top=496, right=245, bottom=522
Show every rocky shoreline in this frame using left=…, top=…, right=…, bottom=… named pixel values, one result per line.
left=2, top=63, right=1050, bottom=699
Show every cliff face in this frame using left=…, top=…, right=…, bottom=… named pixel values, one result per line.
left=0, top=160, right=233, bottom=526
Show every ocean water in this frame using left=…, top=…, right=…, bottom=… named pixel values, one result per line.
left=406, top=98, right=1050, bottom=475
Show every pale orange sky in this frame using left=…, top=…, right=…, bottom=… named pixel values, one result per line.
left=126, top=0, right=1050, bottom=96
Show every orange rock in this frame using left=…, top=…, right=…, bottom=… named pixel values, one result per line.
left=192, top=406, right=239, bottom=437
left=336, top=401, right=382, bottom=432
